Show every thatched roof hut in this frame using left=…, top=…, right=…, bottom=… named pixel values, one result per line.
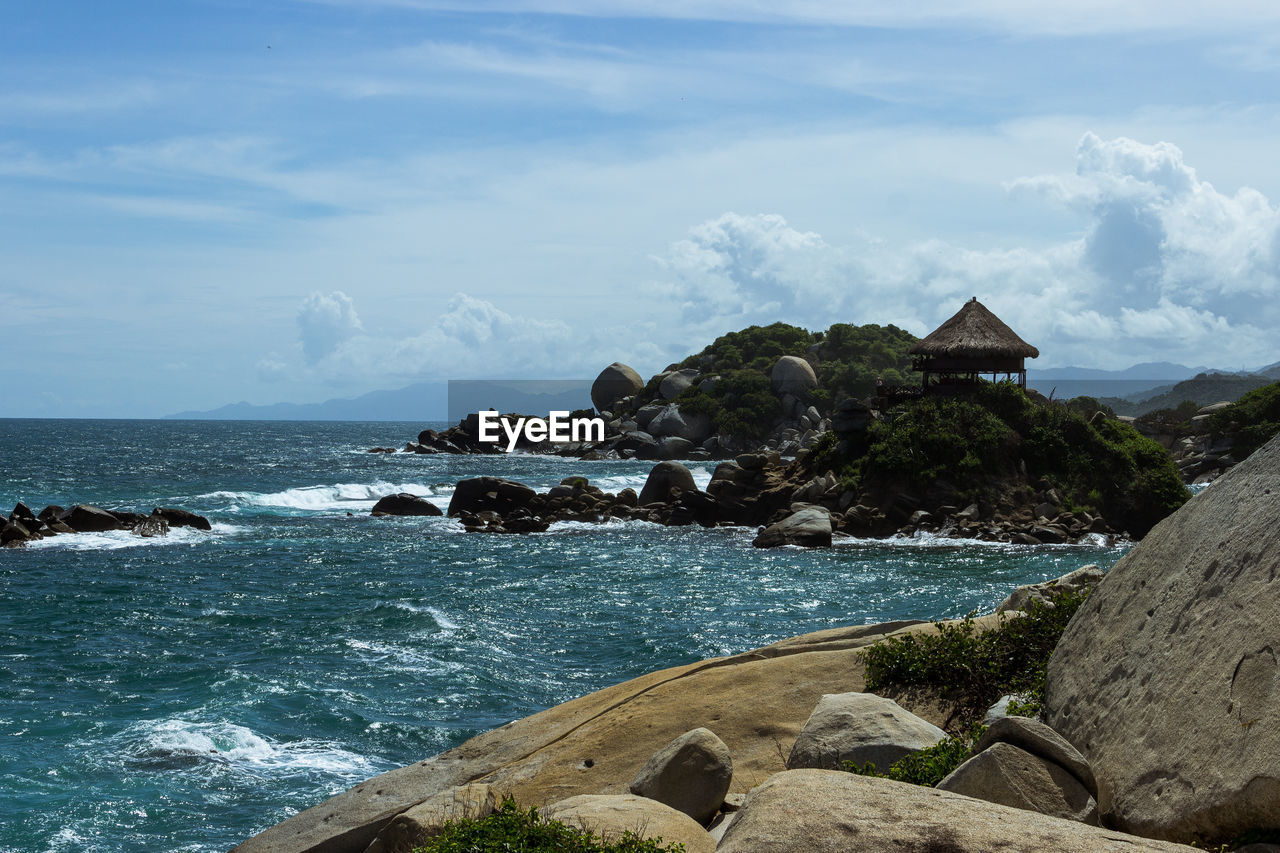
left=909, top=297, right=1038, bottom=394
left=909, top=297, right=1039, bottom=360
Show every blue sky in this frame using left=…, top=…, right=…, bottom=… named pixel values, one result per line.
left=3, top=1, right=1280, bottom=417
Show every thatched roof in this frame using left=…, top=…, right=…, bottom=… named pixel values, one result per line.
left=909, top=298, right=1039, bottom=359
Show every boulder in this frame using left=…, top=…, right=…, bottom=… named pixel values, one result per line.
left=658, top=370, right=696, bottom=401
left=937, top=742, right=1098, bottom=824
left=153, top=507, right=213, bottom=531
left=543, top=794, right=714, bottom=853
left=995, top=564, right=1104, bottom=613
left=770, top=356, right=817, bottom=397
left=638, top=462, right=696, bottom=505
left=62, top=505, right=124, bottom=533
left=654, top=436, right=695, bottom=460
left=647, top=405, right=712, bottom=443
left=1, top=520, right=38, bottom=545
left=717, top=770, right=1198, bottom=853
left=447, top=478, right=536, bottom=517
left=131, top=512, right=170, bottom=538
left=37, top=505, right=65, bottom=523
left=752, top=507, right=832, bottom=548
left=591, top=363, right=645, bottom=413
left=1043, top=433, right=1280, bottom=844
left=634, top=403, right=665, bottom=431
left=370, top=493, right=443, bottom=517
left=628, top=727, right=733, bottom=824
left=9, top=502, right=37, bottom=523
left=362, top=784, right=496, bottom=853
left=973, top=715, right=1096, bottom=800
left=786, top=692, right=945, bottom=772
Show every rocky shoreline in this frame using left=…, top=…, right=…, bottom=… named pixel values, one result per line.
left=1, top=501, right=212, bottom=547
left=372, top=454, right=1120, bottom=547
left=236, top=432, right=1280, bottom=852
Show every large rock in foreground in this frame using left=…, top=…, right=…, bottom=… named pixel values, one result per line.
left=628, top=727, right=732, bottom=824
left=936, top=742, right=1098, bottom=824
left=717, top=770, right=1198, bottom=852
left=363, top=784, right=496, bottom=853
left=1043, top=433, right=1280, bottom=844
left=786, top=692, right=945, bottom=772
left=543, top=794, right=714, bottom=853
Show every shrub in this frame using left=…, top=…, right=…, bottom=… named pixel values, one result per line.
left=827, top=383, right=1189, bottom=536
left=676, top=369, right=782, bottom=440
left=844, top=726, right=982, bottom=787
left=1207, top=381, right=1280, bottom=459
left=862, top=589, right=1088, bottom=730
left=413, top=797, right=686, bottom=853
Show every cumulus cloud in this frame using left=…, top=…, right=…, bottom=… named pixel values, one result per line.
left=297, top=291, right=364, bottom=363
left=658, top=133, right=1280, bottom=368
left=282, top=291, right=600, bottom=383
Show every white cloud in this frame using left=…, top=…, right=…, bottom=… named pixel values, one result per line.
left=297, top=291, right=364, bottom=363
left=658, top=134, right=1280, bottom=369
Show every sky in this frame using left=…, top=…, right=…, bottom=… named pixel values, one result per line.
left=3, top=1, right=1280, bottom=417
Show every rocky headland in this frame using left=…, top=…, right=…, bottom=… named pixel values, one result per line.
left=235, top=432, right=1280, bottom=852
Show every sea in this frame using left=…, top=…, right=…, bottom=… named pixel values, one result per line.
left=0, top=419, right=1130, bottom=852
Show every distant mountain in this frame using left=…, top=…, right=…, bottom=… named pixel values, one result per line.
left=1255, top=360, right=1280, bottom=380
left=164, top=378, right=597, bottom=422
left=1100, top=372, right=1275, bottom=417
left=1025, top=362, right=1207, bottom=401
left=1030, top=361, right=1207, bottom=381
left=165, top=381, right=448, bottom=421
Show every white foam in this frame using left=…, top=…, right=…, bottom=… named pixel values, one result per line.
left=342, top=638, right=463, bottom=675
left=200, top=481, right=440, bottom=513
left=24, top=523, right=240, bottom=552
left=116, top=718, right=381, bottom=778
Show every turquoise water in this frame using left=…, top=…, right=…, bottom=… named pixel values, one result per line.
left=0, top=420, right=1126, bottom=852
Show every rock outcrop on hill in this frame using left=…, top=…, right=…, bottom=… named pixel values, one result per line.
left=1043, top=433, right=1280, bottom=844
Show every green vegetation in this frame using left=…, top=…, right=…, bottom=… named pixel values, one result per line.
left=412, top=798, right=686, bottom=853
left=678, top=322, right=815, bottom=373
left=815, top=323, right=917, bottom=401
left=863, top=589, right=1088, bottom=730
left=676, top=371, right=782, bottom=440
left=811, top=382, right=1189, bottom=537
left=1207, top=380, right=1280, bottom=459
left=668, top=321, right=917, bottom=438
left=1062, top=396, right=1115, bottom=419
left=1134, top=400, right=1200, bottom=433
left=844, top=727, right=981, bottom=787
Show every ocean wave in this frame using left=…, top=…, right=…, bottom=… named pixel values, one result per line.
left=23, top=522, right=241, bottom=552
left=113, top=718, right=380, bottom=778
left=199, top=481, right=442, bottom=513
left=342, top=638, right=464, bottom=675
left=374, top=601, right=460, bottom=630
